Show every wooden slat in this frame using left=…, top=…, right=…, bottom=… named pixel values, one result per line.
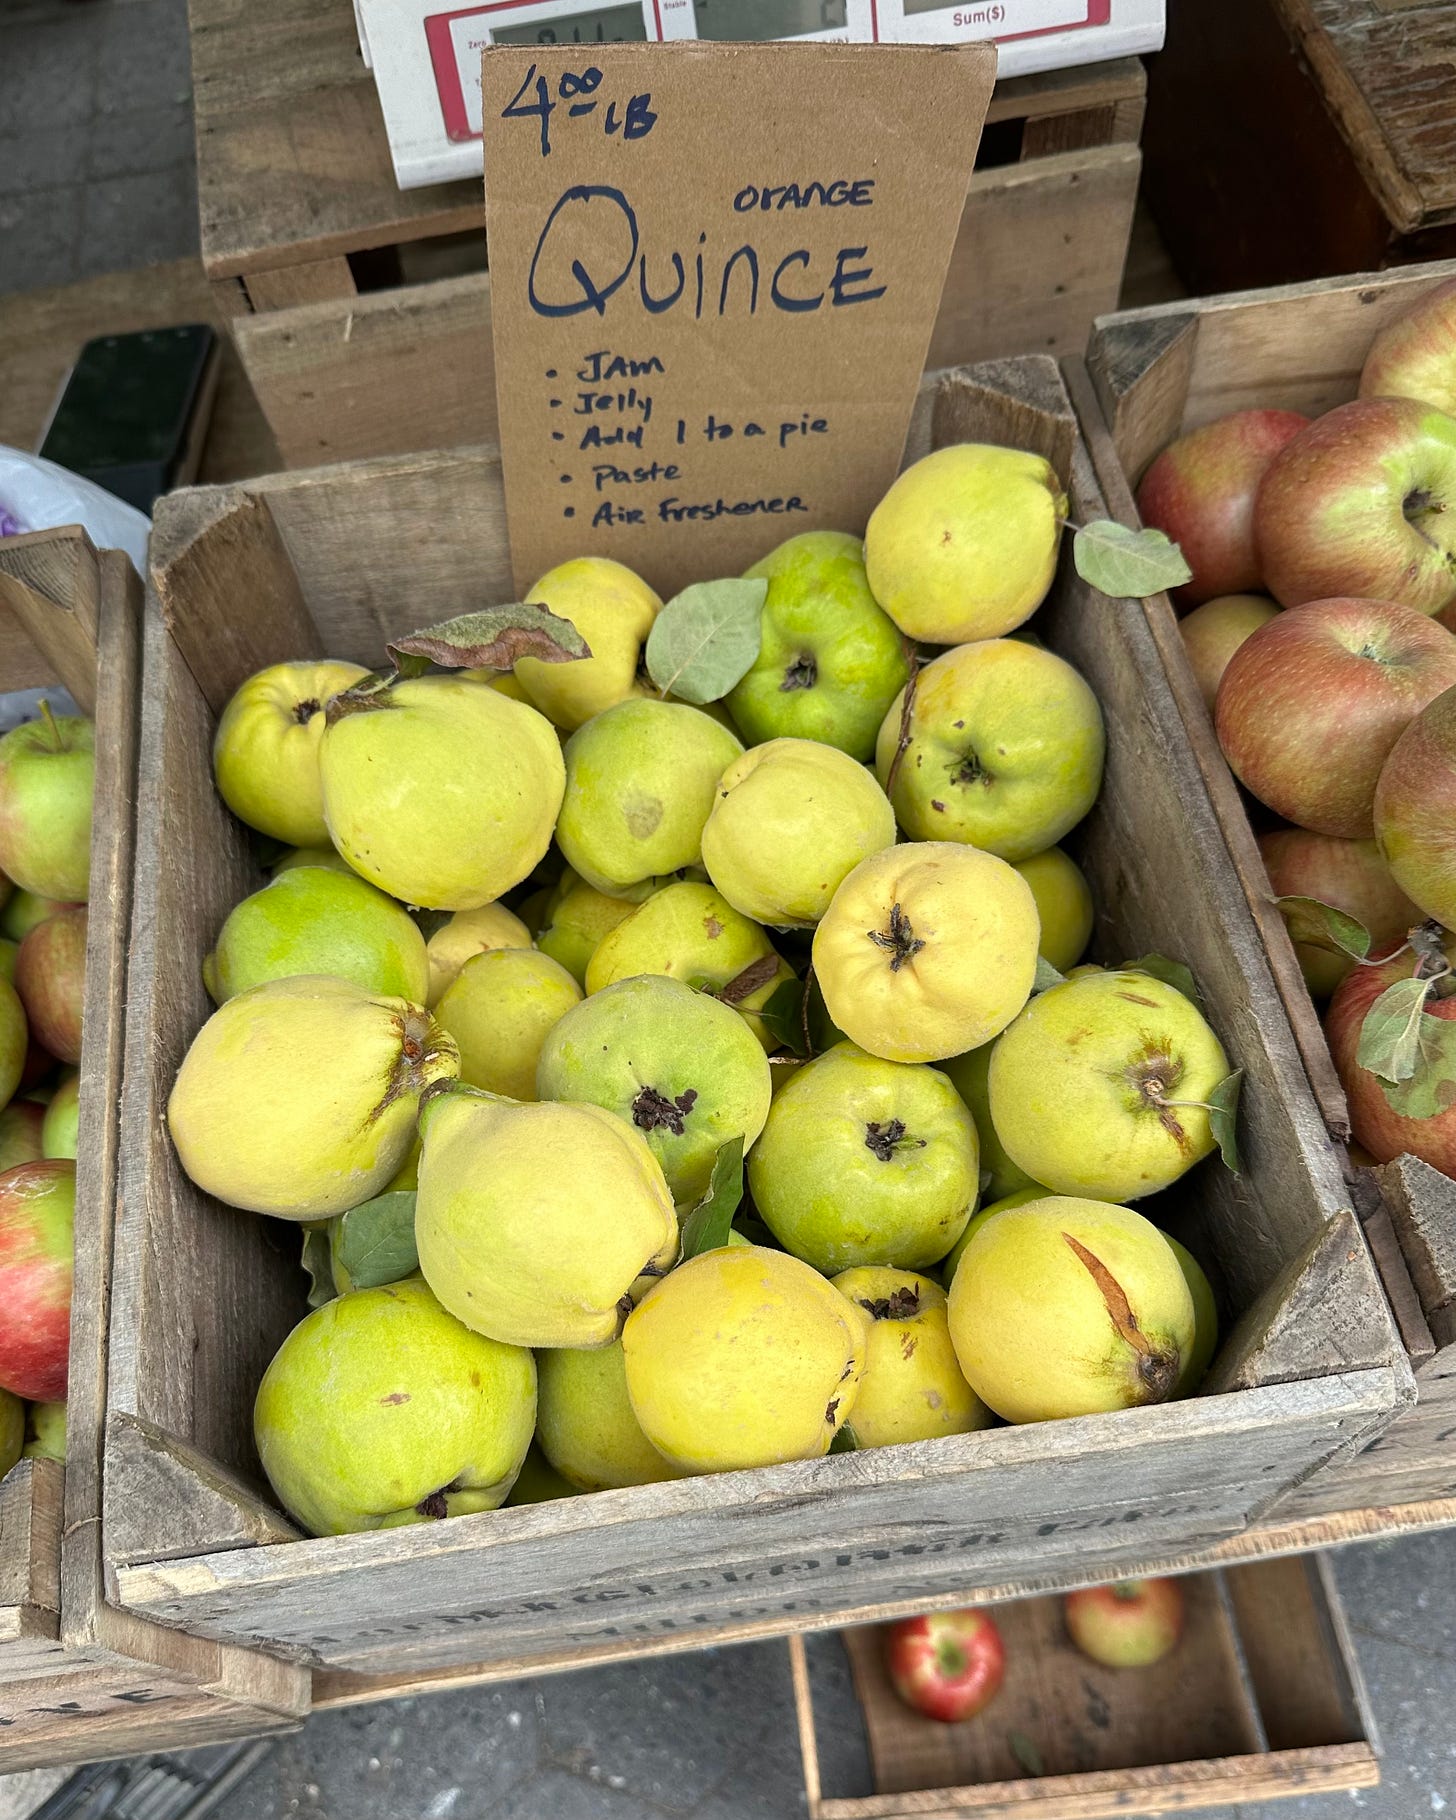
left=1272, top=0, right=1456, bottom=232
left=318, top=1492, right=1456, bottom=1714
left=1065, top=353, right=1351, bottom=1134
left=245, top=257, right=356, bottom=311
left=0, top=1462, right=62, bottom=1627
left=233, top=273, right=499, bottom=470
left=1226, top=1556, right=1368, bottom=1750
left=929, top=147, right=1141, bottom=372
left=0, top=527, right=100, bottom=714
left=1378, top=1156, right=1456, bottom=1337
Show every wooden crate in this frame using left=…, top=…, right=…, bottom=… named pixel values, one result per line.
left=1140, top=0, right=1456, bottom=296
left=190, top=0, right=1142, bottom=469
left=0, top=529, right=309, bottom=1770
left=1082, top=256, right=1456, bottom=1525
left=791, top=1555, right=1378, bottom=1819
left=98, top=354, right=1407, bottom=1682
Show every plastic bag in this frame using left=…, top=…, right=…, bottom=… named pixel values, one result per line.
left=0, top=446, right=150, bottom=575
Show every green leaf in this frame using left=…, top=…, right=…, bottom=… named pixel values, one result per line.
left=1378, top=1012, right=1456, bottom=1119
left=1072, top=520, right=1193, bottom=598
left=1125, top=954, right=1202, bottom=1005
left=828, top=1425, right=858, bottom=1454
left=1008, top=1731, right=1045, bottom=1778
left=333, top=1192, right=419, bottom=1290
left=386, top=605, right=592, bottom=677
left=1274, top=895, right=1372, bottom=962
left=644, top=578, right=767, bottom=704
left=1357, top=977, right=1435, bottom=1083
left=678, top=1137, right=745, bottom=1260
left=301, top=1227, right=336, bottom=1310
left=1032, top=956, right=1066, bottom=996
left=759, top=976, right=809, bottom=1055
left=1207, top=1069, right=1244, bottom=1174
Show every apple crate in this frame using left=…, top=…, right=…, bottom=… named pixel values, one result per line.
left=1083, top=256, right=1456, bottom=1523
left=93, top=352, right=1412, bottom=1685
left=0, top=528, right=309, bottom=1769
left=791, top=1554, right=1378, bottom=1820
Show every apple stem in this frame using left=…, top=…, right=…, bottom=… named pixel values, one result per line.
left=36, top=699, right=64, bottom=751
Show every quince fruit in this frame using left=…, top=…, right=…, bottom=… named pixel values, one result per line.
left=556, top=699, right=743, bottom=897
left=865, top=444, right=1067, bottom=644
left=701, top=738, right=895, bottom=928
left=622, top=1245, right=867, bottom=1471
left=876, top=641, right=1104, bottom=861
left=537, top=1339, right=681, bottom=1491
left=725, top=532, right=909, bottom=761
left=537, top=974, right=770, bottom=1204
left=514, top=557, right=662, bottom=731
left=213, top=661, right=368, bottom=846
left=435, top=948, right=582, bottom=1100
left=254, top=1278, right=535, bottom=1535
left=829, top=1266, right=992, bottom=1446
left=813, top=844, right=1039, bottom=1063
left=168, top=975, right=458, bottom=1217
left=415, top=1085, right=677, bottom=1348
left=319, top=676, right=564, bottom=910
left=748, top=1042, right=979, bottom=1274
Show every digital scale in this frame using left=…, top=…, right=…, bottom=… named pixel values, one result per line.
left=357, top=0, right=1163, bottom=187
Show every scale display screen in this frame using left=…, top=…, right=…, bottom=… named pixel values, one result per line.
left=488, top=3, right=648, bottom=44
left=693, top=0, right=850, bottom=39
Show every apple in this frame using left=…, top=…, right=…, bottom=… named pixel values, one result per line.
left=14, top=906, right=86, bottom=1066
left=1064, top=1578, right=1185, bottom=1668
left=0, top=708, right=94, bottom=902
left=1259, top=828, right=1422, bottom=998
left=0, top=1100, right=45, bottom=1172
left=1215, top=598, right=1456, bottom=837
left=0, top=1159, right=74, bottom=1401
left=0, top=975, right=24, bottom=1108
left=1178, top=594, right=1280, bottom=711
left=1326, top=944, right=1456, bottom=1178
left=883, top=1608, right=1006, bottom=1723
left=1135, top=410, right=1308, bottom=604
left=1254, top=399, right=1456, bottom=614
left=1360, top=279, right=1456, bottom=416
left=1374, top=682, right=1456, bottom=932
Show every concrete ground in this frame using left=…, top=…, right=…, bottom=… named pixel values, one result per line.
left=2, top=1, right=1456, bottom=1816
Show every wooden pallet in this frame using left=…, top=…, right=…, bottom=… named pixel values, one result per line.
left=1083, top=256, right=1456, bottom=1528
left=189, top=0, right=1143, bottom=467
left=97, top=355, right=1407, bottom=1681
left=1140, top=0, right=1456, bottom=294
left=0, top=531, right=309, bottom=1770
left=791, top=1556, right=1378, bottom=1820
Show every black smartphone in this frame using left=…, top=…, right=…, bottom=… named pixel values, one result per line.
left=38, top=324, right=220, bottom=515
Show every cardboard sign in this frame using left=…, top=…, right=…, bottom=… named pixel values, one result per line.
left=481, top=41, right=995, bottom=596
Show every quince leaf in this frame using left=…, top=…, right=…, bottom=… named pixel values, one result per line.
left=645, top=578, right=768, bottom=705
left=1377, top=1012, right=1456, bottom=1119
left=1008, top=1732, right=1045, bottom=1778
left=334, top=1191, right=419, bottom=1289
left=759, top=976, right=809, bottom=1055
left=387, top=605, right=592, bottom=677
left=828, top=1425, right=858, bottom=1454
left=1125, top=953, right=1202, bottom=1006
left=1207, top=1069, right=1244, bottom=1174
left=678, top=1136, right=744, bottom=1261
left=1072, top=521, right=1193, bottom=598
left=1274, top=895, right=1372, bottom=962
left=1357, top=977, right=1434, bottom=1084
left=1032, top=956, right=1065, bottom=996
left=301, top=1226, right=336, bottom=1310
